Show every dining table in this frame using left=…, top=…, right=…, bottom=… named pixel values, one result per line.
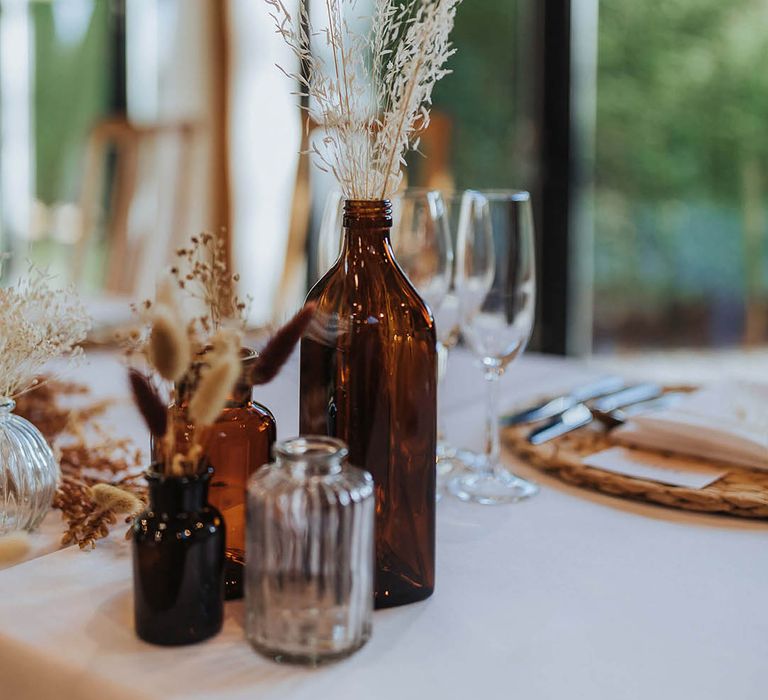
left=0, top=346, right=765, bottom=700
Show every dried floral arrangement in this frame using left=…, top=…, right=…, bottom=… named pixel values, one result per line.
left=125, top=233, right=249, bottom=361
left=121, top=228, right=315, bottom=476
left=0, top=263, right=91, bottom=398
left=265, top=0, right=461, bottom=199
left=129, top=282, right=316, bottom=476
left=15, top=381, right=147, bottom=550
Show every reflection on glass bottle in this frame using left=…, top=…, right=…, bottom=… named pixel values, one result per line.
left=300, top=199, right=437, bottom=609
left=164, top=350, right=276, bottom=599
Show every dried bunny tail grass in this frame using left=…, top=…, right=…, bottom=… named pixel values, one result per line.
left=147, top=304, right=191, bottom=382
left=169, top=443, right=204, bottom=477
left=208, top=326, right=242, bottom=361
left=89, top=484, right=144, bottom=515
left=251, top=303, right=316, bottom=385
left=0, top=262, right=91, bottom=398
left=128, top=369, right=168, bottom=439
left=187, top=349, right=241, bottom=427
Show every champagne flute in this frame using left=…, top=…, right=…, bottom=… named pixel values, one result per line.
left=316, top=190, right=345, bottom=277
left=449, top=190, right=539, bottom=505
left=391, top=190, right=454, bottom=495
left=390, top=189, right=453, bottom=315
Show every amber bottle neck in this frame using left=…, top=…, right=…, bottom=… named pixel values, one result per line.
left=341, top=199, right=395, bottom=261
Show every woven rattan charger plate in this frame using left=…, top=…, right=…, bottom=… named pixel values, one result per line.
left=502, top=386, right=768, bottom=520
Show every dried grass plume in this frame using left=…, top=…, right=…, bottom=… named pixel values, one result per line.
left=0, top=263, right=91, bottom=398
left=265, top=0, right=461, bottom=199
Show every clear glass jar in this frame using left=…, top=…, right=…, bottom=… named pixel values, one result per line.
left=0, top=397, right=59, bottom=535
left=245, top=436, right=374, bottom=665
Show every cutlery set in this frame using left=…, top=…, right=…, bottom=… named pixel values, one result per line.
left=501, top=378, right=684, bottom=445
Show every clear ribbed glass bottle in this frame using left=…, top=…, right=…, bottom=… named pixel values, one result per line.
left=245, top=436, right=374, bottom=665
left=0, top=397, right=59, bottom=535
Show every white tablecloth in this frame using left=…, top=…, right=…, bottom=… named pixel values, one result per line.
left=0, top=350, right=766, bottom=700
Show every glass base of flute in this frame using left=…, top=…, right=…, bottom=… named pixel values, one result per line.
left=448, top=460, right=538, bottom=505
left=447, top=366, right=538, bottom=505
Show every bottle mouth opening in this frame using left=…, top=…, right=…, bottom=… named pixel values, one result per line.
left=275, top=436, right=348, bottom=463
left=343, top=199, right=393, bottom=228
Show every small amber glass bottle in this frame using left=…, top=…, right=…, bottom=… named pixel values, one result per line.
left=166, top=350, right=276, bottom=599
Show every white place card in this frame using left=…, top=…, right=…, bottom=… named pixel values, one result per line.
left=583, top=446, right=728, bottom=490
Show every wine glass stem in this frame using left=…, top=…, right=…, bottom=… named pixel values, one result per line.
left=483, top=367, right=503, bottom=473
left=436, top=341, right=449, bottom=443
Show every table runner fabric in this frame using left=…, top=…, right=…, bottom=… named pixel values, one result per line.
left=1, top=350, right=766, bottom=700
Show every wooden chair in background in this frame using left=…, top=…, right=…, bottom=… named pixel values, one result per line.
left=74, top=116, right=202, bottom=298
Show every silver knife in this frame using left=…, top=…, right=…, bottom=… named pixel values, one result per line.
left=526, top=383, right=664, bottom=444
left=500, top=375, right=625, bottom=427
left=590, top=383, right=663, bottom=414
left=527, top=404, right=593, bottom=445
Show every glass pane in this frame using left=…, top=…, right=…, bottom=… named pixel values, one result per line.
left=593, top=0, right=768, bottom=351
left=407, top=0, right=535, bottom=192
left=0, top=0, right=112, bottom=285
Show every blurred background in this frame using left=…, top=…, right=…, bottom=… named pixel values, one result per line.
left=0, top=0, right=767, bottom=365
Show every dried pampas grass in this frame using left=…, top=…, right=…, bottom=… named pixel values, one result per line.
left=265, top=0, right=461, bottom=199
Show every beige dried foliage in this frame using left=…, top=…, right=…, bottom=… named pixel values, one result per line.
left=147, top=304, right=191, bottom=382
left=0, top=263, right=91, bottom=398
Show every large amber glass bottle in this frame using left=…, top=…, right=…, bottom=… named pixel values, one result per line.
left=300, top=199, right=437, bottom=608
left=167, top=350, right=276, bottom=600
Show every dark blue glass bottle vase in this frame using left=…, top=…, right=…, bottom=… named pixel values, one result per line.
left=132, top=466, right=225, bottom=645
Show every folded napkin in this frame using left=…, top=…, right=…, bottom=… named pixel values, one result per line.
left=613, top=381, right=768, bottom=471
